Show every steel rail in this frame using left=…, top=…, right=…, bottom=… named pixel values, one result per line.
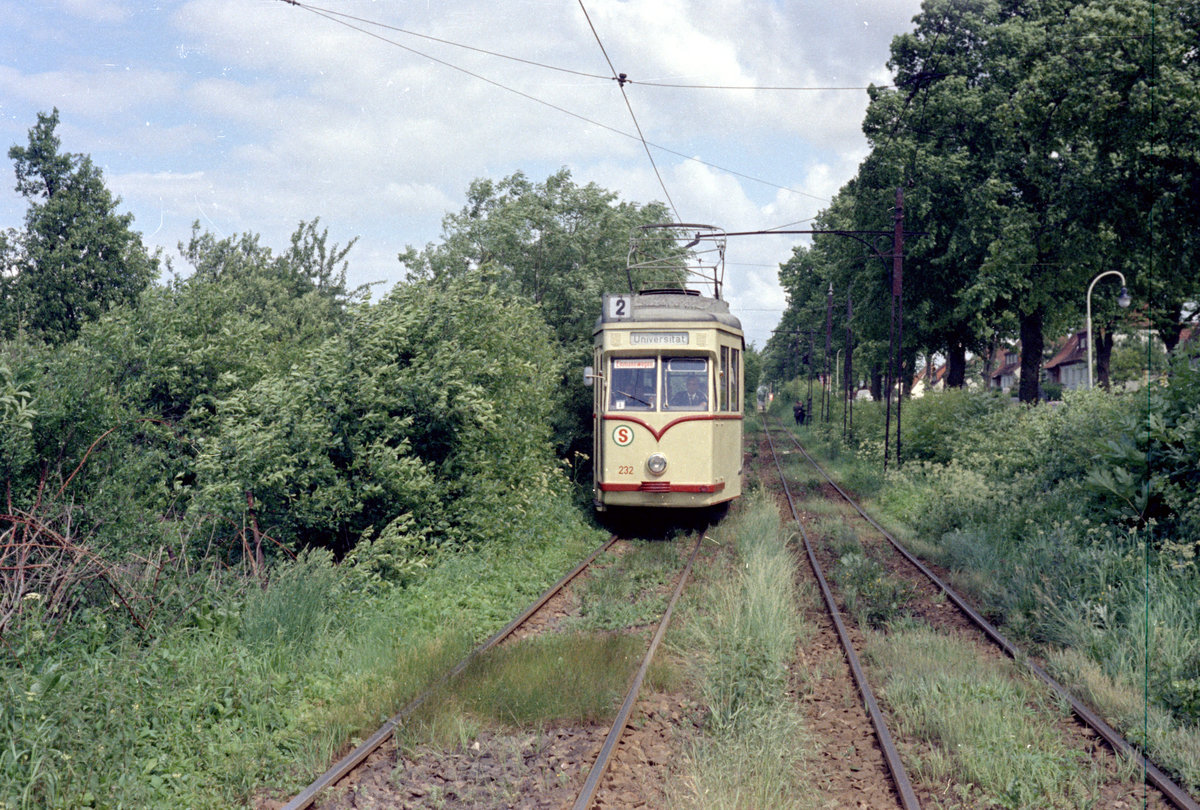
left=779, top=422, right=1200, bottom=810
left=762, top=419, right=921, bottom=810
left=282, top=534, right=620, bottom=810
left=572, top=531, right=704, bottom=810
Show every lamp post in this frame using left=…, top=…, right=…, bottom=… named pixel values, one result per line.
left=1086, top=270, right=1132, bottom=389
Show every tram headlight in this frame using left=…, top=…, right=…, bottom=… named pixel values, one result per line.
left=646, top=453, right=668, bottom=476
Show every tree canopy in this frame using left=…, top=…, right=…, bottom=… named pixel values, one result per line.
left=768, top=0, right=1200, bottom=401
left=400, top=168, right=671, bottom=458
left=2, top=109, right=156, bottom=342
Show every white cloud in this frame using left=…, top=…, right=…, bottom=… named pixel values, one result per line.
left=3, top=0, right=924, bottom=337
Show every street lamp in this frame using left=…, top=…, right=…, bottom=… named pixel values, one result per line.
left=1086, top=270, right=1132, bottom=389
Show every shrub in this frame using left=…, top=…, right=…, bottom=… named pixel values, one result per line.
left=192, top=272, right=564, bottom=557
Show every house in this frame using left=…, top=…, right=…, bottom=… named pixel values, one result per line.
left=989, top=346, right=1020, bottom=392
left=1043, top=330, right=1090, bottom=390
left=911, top=363, right=947, bottom=398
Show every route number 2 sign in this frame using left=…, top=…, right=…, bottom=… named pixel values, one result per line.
left=604, top=294, right=633, bottom=321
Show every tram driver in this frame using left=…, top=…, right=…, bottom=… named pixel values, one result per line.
left=664, top=357, right=709, bottom=411
left=673, top=374, right=708, bottom=409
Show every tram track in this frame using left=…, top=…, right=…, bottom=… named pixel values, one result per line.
left=763, top=415, right=1200, bottom=810
left=572, top=531, right=702, bottom=810
left=281, top=534, right=618, bottom=810
left=761, top=419, right=921, bottom=809
left=278, top=531, right=702, bottom=810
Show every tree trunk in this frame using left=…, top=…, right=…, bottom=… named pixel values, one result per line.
left=1096, top=329, right=1115, bottom=389
left=947, top=341, right=967, bottom=387
left=1161, top=322, right=1184, bottom=355
left=1018, top=308, right=1044, bottom=403
left=983, top=330, right=999, bottom=386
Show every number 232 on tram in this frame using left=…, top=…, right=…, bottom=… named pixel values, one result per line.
left=584, top=290, right=744, bottom=511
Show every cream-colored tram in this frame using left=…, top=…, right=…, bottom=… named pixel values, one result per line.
left=585, top=224, right=744, bottom=511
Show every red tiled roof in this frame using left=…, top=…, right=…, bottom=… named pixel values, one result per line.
left=990, top=360, right=1019, bottom=380
left=1044, top=330, right=1087, bottom=371
left=989, top=345, right=1020, bottom=380
left=912, top=364, right=948, bottom=388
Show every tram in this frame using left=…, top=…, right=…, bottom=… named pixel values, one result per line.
left=585, top=225, right=744, bottom=511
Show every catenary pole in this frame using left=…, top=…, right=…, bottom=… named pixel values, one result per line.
left=893, top=186, right=904, bottom=466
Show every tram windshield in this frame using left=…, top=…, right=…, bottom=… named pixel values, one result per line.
left=609, top=358, right=657, bottom=410
left=664, top=357, right=709, bottom=411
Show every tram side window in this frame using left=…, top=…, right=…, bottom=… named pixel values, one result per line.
left=609, top=358, right=657, bottom=410
left=719, top=346, right=729, bottom=411
left=664, top=357, right=709, bottom=410
left=730, top=348, right=741, bottom=412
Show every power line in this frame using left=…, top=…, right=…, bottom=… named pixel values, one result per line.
left=283, top=2, right=892, bottom=92
left=293, top=2, right=612, bottom=82
left=277, top=0, right=830, bottom=203
left=764, top=215, right=819, bottom=231
left=576, top=0, right=680, bottom=222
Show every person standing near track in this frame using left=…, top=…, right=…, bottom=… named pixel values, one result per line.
left=793, top=400, right=805, bottom=424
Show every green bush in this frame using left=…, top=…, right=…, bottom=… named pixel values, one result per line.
left=899, top=387, right=1008, bottom=465
left=192, top=272, right=564, bottom=557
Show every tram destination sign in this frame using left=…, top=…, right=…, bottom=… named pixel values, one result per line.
left=630, top=331, right=689, bottom=346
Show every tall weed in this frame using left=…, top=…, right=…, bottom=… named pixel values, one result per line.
left=239, top=549, right=339, bottom=649
left=675, top=488, right=814, bottom=808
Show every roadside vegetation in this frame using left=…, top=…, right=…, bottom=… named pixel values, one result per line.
left=671, top=487, right=815, bottom=809
left=868, top=623, right=1112, bottom=809
left=0, top=112, right=663, bottom=808
left=766, top=367, right=1200, bottom=793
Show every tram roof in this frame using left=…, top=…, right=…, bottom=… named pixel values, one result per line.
left=595, top=289, right=742, bottom=332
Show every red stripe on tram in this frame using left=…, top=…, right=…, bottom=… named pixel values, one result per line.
left=601, top=413, right=742, bottom=442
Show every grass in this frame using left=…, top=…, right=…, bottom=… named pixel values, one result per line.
left=1047, top=642, right=1200, bottom=793
left=867, top=622, right=1108, bottom=809
left=671, top=487, right=816, bottom=809
left=0, top=501, right=602, bottom=809
left=808, top=514, right=859, bottom=555
left=834, top=551, right=916, bottom=630
left=571, top=540, right=683, bottom=631
left=395, top=632, right=659, bottom=752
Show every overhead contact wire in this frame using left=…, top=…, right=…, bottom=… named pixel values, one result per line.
left=576, top=0, right=681, bottom=222
left=283, top=1, right=890, bottom=90
left=276, top=0, right=828, bottom=203
left=287, top=1, right=612, bottom=81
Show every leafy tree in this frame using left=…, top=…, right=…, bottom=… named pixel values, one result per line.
left=2, top=110, right=156, bottom=342
left=1057, top=0, right=1200, bottom=356
left=400, top=169, right=670, bottom=460
left=0, top=221, right=363, bottom=556
left=192, top=272, right=563, bottom=556
left=785, top=0, right=1200, bottom=404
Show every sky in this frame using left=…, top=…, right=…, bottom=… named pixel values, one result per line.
left=1, top=0, right=925, bottom=349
